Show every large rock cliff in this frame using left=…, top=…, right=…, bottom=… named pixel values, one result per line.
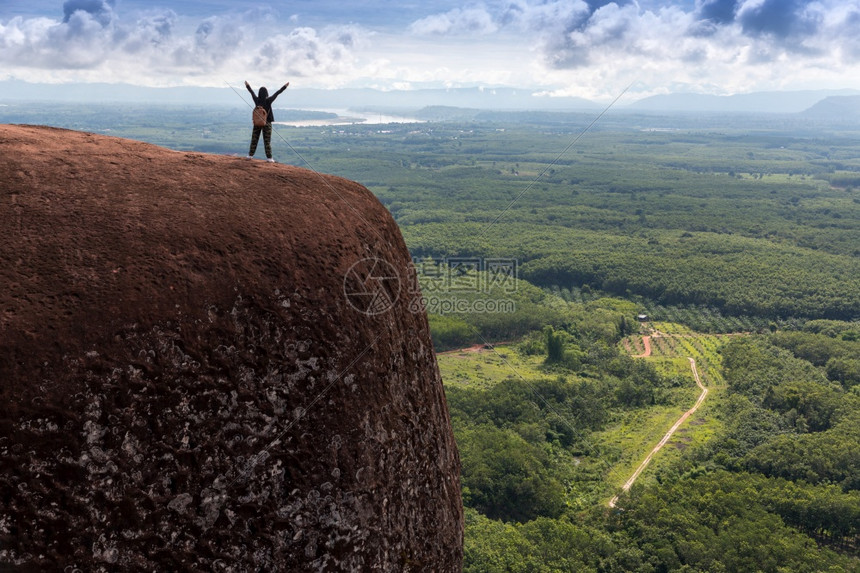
left=0, top=125, right=463, bottom=570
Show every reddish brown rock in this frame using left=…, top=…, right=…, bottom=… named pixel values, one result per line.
left=0, top=125, right=463, bottom=571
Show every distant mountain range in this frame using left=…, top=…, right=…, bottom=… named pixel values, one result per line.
left=800, top=95, right=860, bottom=121
left=1, top=79, right=859, bottom=116
left=0, top=79, right=599, bottom=111
left=625, top=90, right=860, bottom=114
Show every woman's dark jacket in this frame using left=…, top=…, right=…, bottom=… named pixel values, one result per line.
left=246, top=84, right=288, bottom=124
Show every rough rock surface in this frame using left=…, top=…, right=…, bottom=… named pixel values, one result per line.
left=0, top=125, right=463, bottom=571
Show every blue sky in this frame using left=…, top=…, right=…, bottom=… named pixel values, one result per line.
left=2, top=1, right=860, bottom=99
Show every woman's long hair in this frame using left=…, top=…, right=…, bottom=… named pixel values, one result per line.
left=258, top=87, right=269, bottom=99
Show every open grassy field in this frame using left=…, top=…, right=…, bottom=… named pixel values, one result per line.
left=438, top=323, right=742, bottom=502
left=437, top=343, right=547, bottom=390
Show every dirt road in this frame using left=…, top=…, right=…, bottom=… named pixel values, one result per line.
left=609, top=356, right=707, bottom=508
left=634, top=335, right=652, bottom=358
left=437, top=341, right=511, bottom=355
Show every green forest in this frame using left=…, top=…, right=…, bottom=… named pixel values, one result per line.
left=319, top=110, right=860, bottom=570
left=6, top=102, right=859, bottom=570
left=431, top=271, right=860, bottom=571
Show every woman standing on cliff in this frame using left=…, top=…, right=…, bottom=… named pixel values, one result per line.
left=245, top=80, right=289, bottom=162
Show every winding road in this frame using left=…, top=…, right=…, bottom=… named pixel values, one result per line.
left=438, top=334, right=710, bottom=509
left=608, top=352, right=708, bottom=508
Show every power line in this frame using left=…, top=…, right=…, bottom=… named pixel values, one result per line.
left=478, top=82, right=634, bottom=238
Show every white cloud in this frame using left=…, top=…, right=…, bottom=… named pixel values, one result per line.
left=518, top=0, right=860, bottom=97
left=3, top=0, right=860, bottom=96
left=0, top=6, right=170, bottom=72
left=159, top=16, right=243, bottom=73
left=409, top=6, right=498, bottom=35
left=62, top=0, right=116, bottom=26
left=251, top=26, right=361, bottom=79
left=0, top=5, right=368, bottom=86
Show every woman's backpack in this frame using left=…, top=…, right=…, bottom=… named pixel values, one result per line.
left=252, top=106, right=268, bottom=127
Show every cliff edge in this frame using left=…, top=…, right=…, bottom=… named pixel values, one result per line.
left=0, top=125, right=463, bottom=570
